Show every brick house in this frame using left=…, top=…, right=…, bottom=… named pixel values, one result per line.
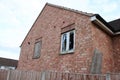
left=17, top=3, right=120, bottom=74
left=0, top=57, right=18, bottom=70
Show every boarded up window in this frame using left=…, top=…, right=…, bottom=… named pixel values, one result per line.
left=90, top=49, right=102, bottom=74
left=33, top=41, right=42, bottom=59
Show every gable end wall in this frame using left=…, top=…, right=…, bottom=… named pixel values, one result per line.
left=17, top=4, right=120, bottom=73
left=17, top=4, right=95, bottom=73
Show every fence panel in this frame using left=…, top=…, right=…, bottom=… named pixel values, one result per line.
left=0, top=69, right=8, bottom=80
left=0, top=69, right=120, bottom=80
left=108, top=73, right=120, bottom=80
left=9, top=70, right=43, bottom=80
left=55, top=72, right=62, bottom=80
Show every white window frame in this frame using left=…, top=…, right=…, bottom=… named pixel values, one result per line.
left=60, top=30, right=75, bottom=54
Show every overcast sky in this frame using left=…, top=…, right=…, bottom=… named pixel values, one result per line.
left=0, top=0, right=120, bottom=60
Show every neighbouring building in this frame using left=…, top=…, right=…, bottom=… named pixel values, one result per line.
left=0, top=57, right=18, bottom=70
left=17, top=3, right=120, bottom=74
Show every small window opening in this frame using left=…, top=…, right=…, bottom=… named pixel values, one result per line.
left=33, top=41, right=42, bottom=59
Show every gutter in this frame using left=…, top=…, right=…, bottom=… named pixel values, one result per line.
left=90, top=15, right=120, bottom=36
left=114, top=32, right=120, bottom=35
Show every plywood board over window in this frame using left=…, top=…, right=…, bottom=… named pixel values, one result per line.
left=90, top=49, right=103, bottom=74
left=33, top=38, right=42, bottom=59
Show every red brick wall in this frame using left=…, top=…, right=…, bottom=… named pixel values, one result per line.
left=113, top=35, right=120, bottom=72
left=17, top=4, right=119, bottom=73
left=91, top=24, right=114, bottom=73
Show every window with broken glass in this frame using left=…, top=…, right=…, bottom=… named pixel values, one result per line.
left=61, top=30, right=75, bottom=54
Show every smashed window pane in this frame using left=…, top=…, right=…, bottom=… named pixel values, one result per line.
left=62, top=33, right=67, bottom=52
left=69, top=31, right=74, bottom=50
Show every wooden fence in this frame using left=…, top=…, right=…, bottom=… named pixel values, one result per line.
left=0, top=69, right=8, bottom=80
left=0, top=69, right=120, bottom=80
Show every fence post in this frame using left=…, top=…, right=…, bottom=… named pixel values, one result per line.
left=41, top=71, right=46, bottom=80
left=106, top=73, right=111, bottom=80
left=6, top=70, right=11, bottom=80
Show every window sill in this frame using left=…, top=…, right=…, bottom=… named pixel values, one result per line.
left=32, top=56, right=40, bottom=59
left=60, top=50, right=74, bottom=55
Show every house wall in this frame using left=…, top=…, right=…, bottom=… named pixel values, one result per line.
left=91, top=24, right=115, bottom=73
left=113, top=35, right=120, bottom=72
left=17, top=4, right=118, bottom=74
left=17, top=5, right=95, bottom=73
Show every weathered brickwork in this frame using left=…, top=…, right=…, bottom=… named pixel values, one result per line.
left=91, top=24, right=115, bottom=73
left=113, top=36, right=120, bottom=72
left=17, top=4, right=120, bottom=73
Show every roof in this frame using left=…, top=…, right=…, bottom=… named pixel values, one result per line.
left=91, top=14, right=120, bottom=35
left=93, top=14, right=115, bottom=32
left=0, top=57, right=18, bottom=67
left=109, top=19, right=120, bottom=32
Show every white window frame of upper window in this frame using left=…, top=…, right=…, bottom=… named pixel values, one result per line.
left=60, top=30, right=75, bottom=54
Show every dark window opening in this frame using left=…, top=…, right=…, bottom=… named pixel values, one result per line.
left=69, top=31, right=74, bottom=50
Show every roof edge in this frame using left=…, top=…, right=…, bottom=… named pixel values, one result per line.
left=46, top=3, right=94, bottom=17
left=20, top=3, right=48, bottom=47
left=91, top=14, right=120, bottom=36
